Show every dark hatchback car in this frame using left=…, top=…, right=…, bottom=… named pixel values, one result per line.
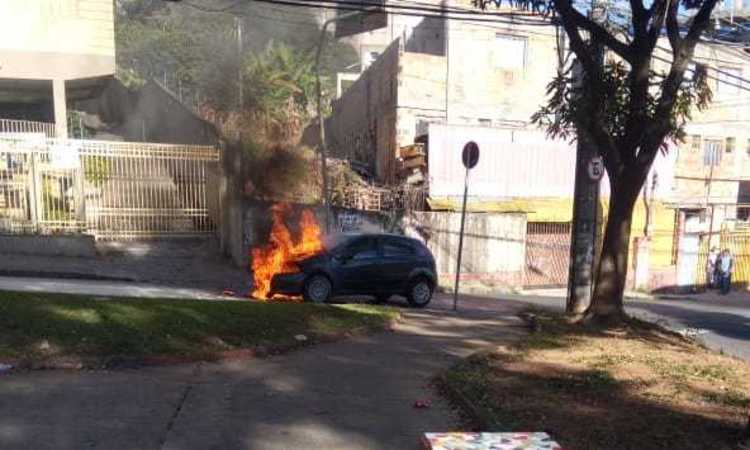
left=270, top=233, right=437, bottom=307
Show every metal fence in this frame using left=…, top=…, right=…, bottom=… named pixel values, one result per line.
left=331, top=185, right=427, bottom=212
left=0, top=119, right=55, bottom=138
left=523, top=221, right=572, bottom=288
left=0, top=136, right=221, bottom=240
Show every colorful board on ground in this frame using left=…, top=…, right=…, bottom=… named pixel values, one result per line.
left=422, top=432, right=563, bottom=450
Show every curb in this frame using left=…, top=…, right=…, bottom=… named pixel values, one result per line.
left=3, top=316, right=401, bottom=373
left=0, top=269, right=135, bottom=283
left=436, top=372, right=499, bottom=430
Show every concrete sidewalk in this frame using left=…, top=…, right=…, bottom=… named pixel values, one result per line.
left=0, top=239, right=250, bottom=294
left=0, top=276, right=229, bottom=300
left=0, top=294, right=527, bottom=450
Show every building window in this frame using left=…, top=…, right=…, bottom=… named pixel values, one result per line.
left=703, top=139, right=723, bottom=166
left=747, top=138, right=750, bottom=157
left=726, top=136, right=735, bottom=153
left=478, top=118, right=492, bottom=127
left=494, top=34, right=527, bottom=71
left=717, top=67, right=742, bottom=98
left=691, top=135, right=701, bottom=151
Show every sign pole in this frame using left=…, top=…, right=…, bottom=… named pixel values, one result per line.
left=453, top=167, right=469, bottom=311
left=453, top=141, right=479, bottom=312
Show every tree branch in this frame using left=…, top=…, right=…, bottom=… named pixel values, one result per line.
left=646, top=0, right=669, bottom=51
left=555, top=2, right=598, bottom=75
left=642, top=0, right=719, bottom=170
left=555, top=0, right=635, bottom=63
left=650, top=0, right=719, bottom=143
left=630, top=0, right=649, bottom=36
left=666, top=0, right=682, bottom=54
left=686, top=0, right=721, bottom=42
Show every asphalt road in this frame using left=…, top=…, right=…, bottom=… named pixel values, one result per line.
left=496, top=289, right=750, bottom=360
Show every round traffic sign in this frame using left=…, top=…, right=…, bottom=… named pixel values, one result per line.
left=462, top=141, right=480, bottom=169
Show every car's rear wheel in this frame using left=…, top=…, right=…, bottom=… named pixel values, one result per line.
left=406, top=277, right=433, bottom=308
left=303, top=275, right=332, bottom=304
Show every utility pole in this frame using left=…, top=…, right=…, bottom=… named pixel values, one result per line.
left=315, top=11, right=360, bottom=233
left=236, top=16, right=244, bottom=110
left=565, top=0, right=607, bottom=316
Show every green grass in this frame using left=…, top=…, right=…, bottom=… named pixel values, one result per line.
left=0, top=291, right=399, bottom=363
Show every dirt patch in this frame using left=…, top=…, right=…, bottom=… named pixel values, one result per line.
left=442, top=312, right=750, bottom=450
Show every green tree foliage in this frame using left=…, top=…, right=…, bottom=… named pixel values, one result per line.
left=532, top=61, right=713, bottom=151
left=242, top=42, right=317, bottom=120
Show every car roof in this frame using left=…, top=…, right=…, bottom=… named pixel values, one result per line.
left=334, top=232, right=424, bottom=244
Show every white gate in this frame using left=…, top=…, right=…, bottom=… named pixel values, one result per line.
left=677, top=233, right=700, bottom=287
left=0, top=136, right=221, bottom=240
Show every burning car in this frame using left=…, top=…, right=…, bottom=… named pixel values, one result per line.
left=268, top=233, right=437, bottom=306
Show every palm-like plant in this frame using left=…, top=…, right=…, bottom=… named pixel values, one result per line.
left=243, top=42, right=317, bottom=128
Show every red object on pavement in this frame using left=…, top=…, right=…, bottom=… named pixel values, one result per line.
left=413, top=399, right=432, bottom=409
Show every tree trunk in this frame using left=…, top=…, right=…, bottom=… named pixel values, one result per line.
left=739, top=415, right=750, bottom=449
left=588, top=186, right=641, bottom=321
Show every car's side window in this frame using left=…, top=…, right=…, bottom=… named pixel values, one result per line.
left=382, top=238, right=414, bottom=257
left=347, top=237, right=378, bottom=261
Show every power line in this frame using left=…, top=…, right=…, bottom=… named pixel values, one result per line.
left=181, top=0, right=245, bottom=13
left=654, top=45, right=750, bottom=87
left=245, top=0, right=556, bottom=26
left=651, top=55, right=750, bottom=91
left=178, top=0, right=558, bottom=39
left=263, top=0, right=556, bottom=34
left=651, top=54, right=750, bottom=93
left=182, top=0, right=554, bottom=24
left=309, top=0, right=551, bottom=19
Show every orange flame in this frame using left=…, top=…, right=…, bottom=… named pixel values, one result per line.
left=251, top=204, right=324, bottom=299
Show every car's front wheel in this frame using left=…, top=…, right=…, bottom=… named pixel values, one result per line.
left=406, top=278, right=433, bottom=308
left=303, top=274, right=332, bottom=304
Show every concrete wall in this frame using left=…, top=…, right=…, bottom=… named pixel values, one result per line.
left=0, top=234, right=96, bottom=258
left=0, top=0, right=115, bottom=80
left=441, top=17, right=558, bottom=125
left=326, top=40, right=401, bottom=181
left=426, top=125, right=677, bottom=202
left=337, top=4, right=446, bottom=72
left=76, top=79, right=219, bottom=145
left=403, top=211, right=527, bottom=289
left=238, top=201, right=397, bottom=268
left=237, top=201, right=527, bottom=291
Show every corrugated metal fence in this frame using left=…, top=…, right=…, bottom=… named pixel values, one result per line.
left=0, top=136, right=221, bottom=240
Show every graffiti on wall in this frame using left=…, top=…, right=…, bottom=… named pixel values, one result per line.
left=338, top=211, right=364, bottom=233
